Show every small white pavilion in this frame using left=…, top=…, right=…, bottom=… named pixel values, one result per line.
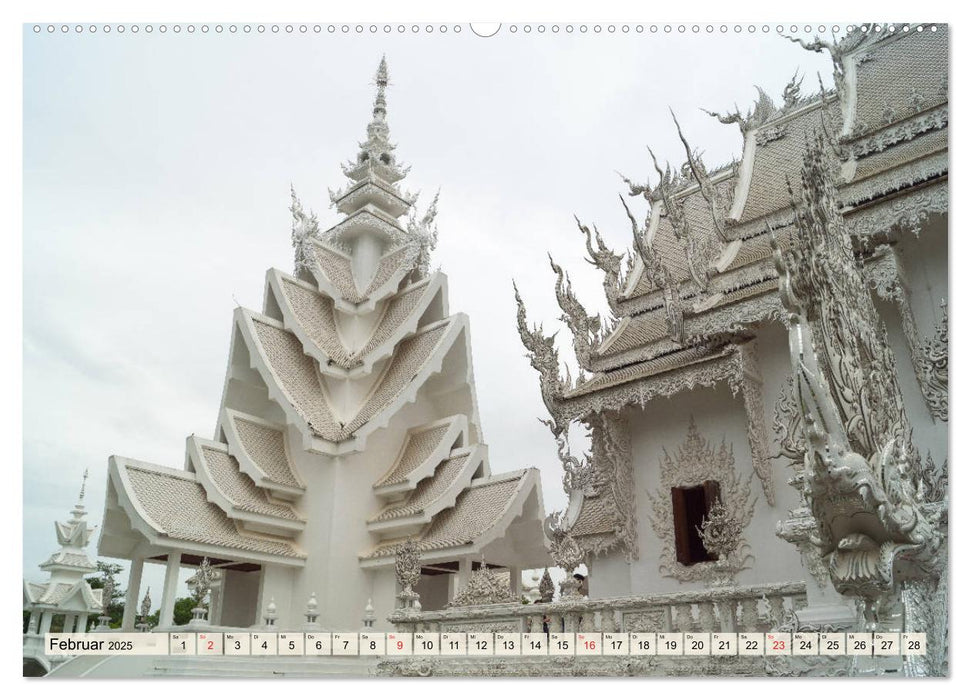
left=23, top=471, right=104, bottom=672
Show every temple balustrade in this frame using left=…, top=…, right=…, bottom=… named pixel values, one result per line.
left=389, top=581, right=807, bottom=634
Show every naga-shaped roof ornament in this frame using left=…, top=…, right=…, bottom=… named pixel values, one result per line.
left=782, top=69, right=804, bottom=108
left=548, top=254, right=605, bottom=372
left=616, top=170, right=653, bottom=200
left=702, top=86, right=777, bottom=134
left=539, top=417, right=597, bottom=497
left=647, top=146, right=691, bottom=243
left=407, top=190, right=440, bottom=278
left=290, top=185, right=319, bottom=277
left=577, top=215, right=631, bottom=313
left=672, top=110, right=730, bottom=245
left=513, top=281, right=570, bottom=434
left=619, top=194, right=686, bottom=344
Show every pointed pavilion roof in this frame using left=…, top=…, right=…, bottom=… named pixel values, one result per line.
left=40, top=470, right=98, bottom=574
left=25, top=471, right=103, bottom=616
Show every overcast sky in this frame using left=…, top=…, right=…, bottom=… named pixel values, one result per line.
left=23, top=25, right=834, bottom=601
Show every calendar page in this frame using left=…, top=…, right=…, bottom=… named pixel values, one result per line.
left=19, top=0, right=949, bottom=683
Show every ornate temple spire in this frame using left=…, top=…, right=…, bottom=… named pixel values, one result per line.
left=372, top=55, right=389, bottom=121
left=70, top=468, right=89, bottom=523
left=341, top=56, right=410, bottom=185
left=41, top=469, right=98, bottom=573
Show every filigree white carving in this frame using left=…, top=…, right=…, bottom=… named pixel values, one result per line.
left=920, top=301, right=948, bottom=422
left=394, top=540, right=421, bottom=608
left=448, top=563, right=517, bottom=607
left=646, top=419, right=757, bottom=584
left=290, top=186, right=320, bottom=277
left=849, top=105, right=947, bottom=159
left=770, top=136, right=946, bottom=617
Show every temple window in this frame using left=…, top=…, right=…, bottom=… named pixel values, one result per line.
left=670, top=480, right=721, bottom=565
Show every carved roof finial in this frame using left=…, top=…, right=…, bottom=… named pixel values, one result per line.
left=373, top=54, right=389, bottom=122
left=341, top=56, right=410, bottom=185
left=78, top=468, right=89, bottom=502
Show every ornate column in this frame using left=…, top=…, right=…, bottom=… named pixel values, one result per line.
left=76, top=613, right=89, bottom=633
left=158, top=550, right=183, bottom=628
left=121, top=556, right=144, bottom=631
left=63, top=614, right=78, bottom=633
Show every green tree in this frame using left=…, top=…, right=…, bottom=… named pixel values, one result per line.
left=86, top=561, right=126, bottom=628
left=144, top=597, right=196, bottom=628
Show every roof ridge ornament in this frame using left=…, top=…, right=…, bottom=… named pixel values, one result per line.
left=407, top=190, right=440, bottom=278
left=619, top=195, right=686, bottom=344
left=290, top=185, right=320, bottom=277
left=548, top=253, right=607, bottom=372
left=512, top=281, right=571, bottom=433
left=672, top=110, right=731, bottom=245
left=701, top=86, right=776, bottom=134
left=577, top=215, right=631, bottom=314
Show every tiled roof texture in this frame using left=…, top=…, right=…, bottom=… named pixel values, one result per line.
left=313, top=245, right=363, bottom=303
left=312, top=242, right=414, bottom=305
left=342, top=323, right=450, bottom=436
left=40, top=551, right=96, bottom=569
left=628, top=179, right=737, bottom=296
left=123, top=464, right=303, bottom=558
left=232, top=415, right=302, bottom=489
left=569, top=344, right=730, bottom=398
left=412, top=476, right=523, bottom=550
left=356, top=279, right=431, bottom=358
left=597, top=276, right=780, bottom=368
left=280, top=276, right=433, bottom=372
left=363, top=246, right=413, bottom=297
left=252, top=318, right=343, bottom=440
left=370, top=451, right=473, bottom=522
left=38, top=582, right=73, bottom=605
left=738, top=104, right=838, bottom=225
left=854, top=30, right=947, bottom=135
left=198, top=446, right=302, bottom=521
left=854, top=128, right=948, bottom=181
left=251, top=316, right=452, bottom=443
left=600, top=315, right=669, bottom=357
left=569, top=494, right=617, bottom=538
left=279, top=278, right=354, bottom=367
left=374, top=423, right=452, bottom=488
left=366, top=475, right=524, bottom=558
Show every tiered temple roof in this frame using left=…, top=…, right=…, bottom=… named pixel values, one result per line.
left=99, top=57, right=547, bottom=580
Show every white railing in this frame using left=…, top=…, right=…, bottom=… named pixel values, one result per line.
left=389, top=581, right=807, bottom=634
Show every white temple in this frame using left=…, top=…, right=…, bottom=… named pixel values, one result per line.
left=92, top=57, right=549, bottom=633
left=38, top=24, right=948, bottom=678
left=386, top=24, right=948, bottom=678
left=23, top=471, right=104, bottom=673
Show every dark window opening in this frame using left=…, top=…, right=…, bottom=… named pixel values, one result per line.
left=380, top=152, right=391, bottom=164
left=671, top=480, right=721, bottom=565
